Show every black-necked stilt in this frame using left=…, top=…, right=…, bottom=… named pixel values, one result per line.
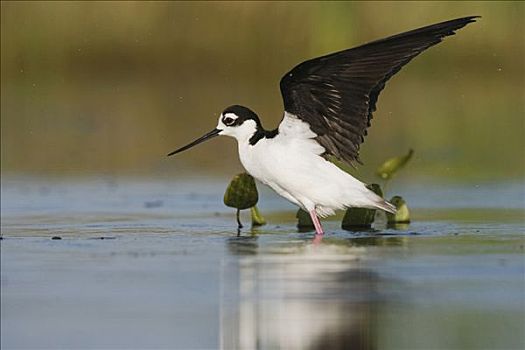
left=168, top=16, right=479, bottom=235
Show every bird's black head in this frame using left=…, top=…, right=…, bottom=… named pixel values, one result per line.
left=220, top=105, right=261, bottom=127
left=219, top=105, right=277, bottom=145
left=167, top=105, right=270, bottom=157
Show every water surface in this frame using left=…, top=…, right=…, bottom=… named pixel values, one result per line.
left=1, top=178, right=524, bottom=349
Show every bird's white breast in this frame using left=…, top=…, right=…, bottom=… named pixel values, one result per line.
left=238, top=113, right=325, bottom=187
left=237, top=113, right=374, bottom=215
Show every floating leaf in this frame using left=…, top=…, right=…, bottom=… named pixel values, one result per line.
left=250, top=205, right=266, bottom=226
left=376, top=149, right=414, bottom=180
left=296, top=208, right=314, bottom=228
left=386, top=196, right=411, bottom=224
left=224, top=173, right=258, bottom=210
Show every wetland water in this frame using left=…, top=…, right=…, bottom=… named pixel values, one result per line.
left=1, top=178, right=524, bottom=349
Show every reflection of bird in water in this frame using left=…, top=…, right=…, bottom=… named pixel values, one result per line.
left=169, top=17, right=479, bottom=235
left=220, top=243, right=390, bottom=350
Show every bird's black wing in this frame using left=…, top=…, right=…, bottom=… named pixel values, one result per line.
left=279, top=16, right=479, bottom=166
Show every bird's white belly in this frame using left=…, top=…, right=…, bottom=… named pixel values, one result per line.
left=238, top=136, right=371, bottom=216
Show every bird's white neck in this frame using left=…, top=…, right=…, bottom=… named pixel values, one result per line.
left=218, top=119, right=259, bottom=145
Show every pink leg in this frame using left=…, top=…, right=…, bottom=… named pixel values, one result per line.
left=309, top=210, right=324, bottom=235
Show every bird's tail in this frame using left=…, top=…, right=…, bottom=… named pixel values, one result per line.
left=374, top=197, right=397, bottom=214
left=343, top=187, right=397, bottom=214
left=362, top=187, right=397, bottom=214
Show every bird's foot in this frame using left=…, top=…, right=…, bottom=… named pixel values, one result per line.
left=312, top=233, right=324, bottom=245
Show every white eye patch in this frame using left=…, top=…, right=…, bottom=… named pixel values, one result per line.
left=222, top=113, right=239, bottom=126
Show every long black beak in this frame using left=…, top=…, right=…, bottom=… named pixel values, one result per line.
left=167, top=128, right=221, bottom=156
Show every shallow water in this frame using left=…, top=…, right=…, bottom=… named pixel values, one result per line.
left=1, top=178, right=524, bottom=349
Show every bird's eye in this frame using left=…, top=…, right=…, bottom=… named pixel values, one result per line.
left=223, top=117, right=234, bottom=126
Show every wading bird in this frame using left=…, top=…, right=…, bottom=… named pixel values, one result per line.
left=168, top=16, right=478, bottom=235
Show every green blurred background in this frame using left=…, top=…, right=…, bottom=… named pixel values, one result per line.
left=1, top=1, right=524, bottom=181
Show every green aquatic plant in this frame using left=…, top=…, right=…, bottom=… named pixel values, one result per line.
left=386, top=196, right=411, bottom=224
left=296, top=208, right=314, bottom=229
left=250, top=206, right=266, bottom=226
left=374, top=150, right=413, bottom=227
left=365, top=183, right=383, bottom=198
left=341, top=208, right=376, bottom=229
left=224, top=172, right=263, bottom=229
left=377, top=149, right=414, bottom=181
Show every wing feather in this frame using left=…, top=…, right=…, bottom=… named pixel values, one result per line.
left=279, top=16, right=479, bottom=165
